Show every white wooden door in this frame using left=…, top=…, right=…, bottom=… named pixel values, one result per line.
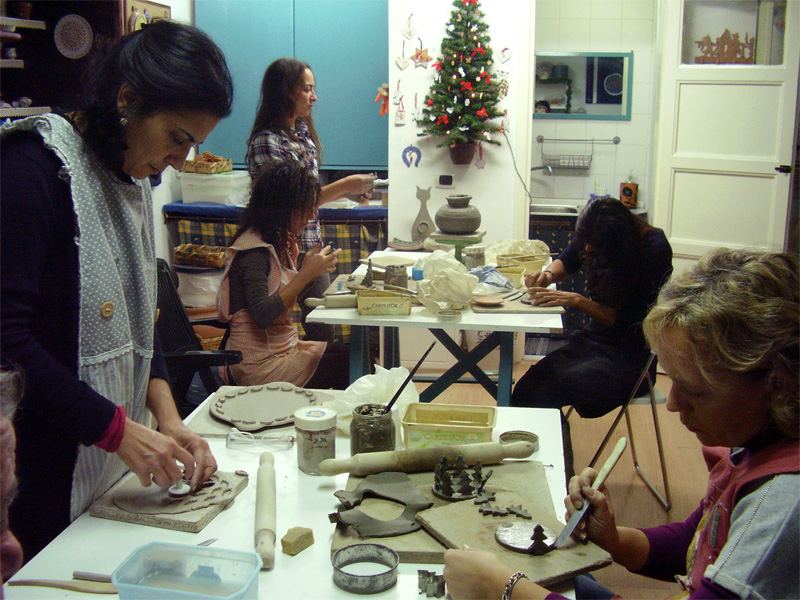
left=653, top=0, right=799, bottom=265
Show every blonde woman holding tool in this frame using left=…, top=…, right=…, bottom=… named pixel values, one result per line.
left=444, top=248, right=799, bottom=600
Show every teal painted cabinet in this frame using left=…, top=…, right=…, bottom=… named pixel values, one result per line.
left=195, top=0, right=388, bottom=169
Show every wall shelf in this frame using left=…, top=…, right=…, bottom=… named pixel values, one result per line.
left=0, top=16, right=47, bottom=30
left=0, top=59, right=24, bottom=68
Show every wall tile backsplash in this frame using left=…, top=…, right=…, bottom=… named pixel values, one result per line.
left=532, top=0, right=658, bottom=208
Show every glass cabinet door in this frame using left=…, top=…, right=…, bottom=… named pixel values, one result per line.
left=682, top=0, right=786, bottom=65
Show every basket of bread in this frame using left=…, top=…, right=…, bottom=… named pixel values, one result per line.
left=173, top=243, right=227, bottom=269
left=183, top=151, right=233, bottom=174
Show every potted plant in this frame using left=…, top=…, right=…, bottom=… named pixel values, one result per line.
left=416, top=0, right=503, bottom=165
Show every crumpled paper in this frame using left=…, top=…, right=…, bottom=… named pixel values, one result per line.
left=412, top=251, right=477, bottom=312
left=484, top=239, right=551, bottom=266
left=324, top=365, right=419, bottom=436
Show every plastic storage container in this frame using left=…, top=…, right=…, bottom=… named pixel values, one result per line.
left=112, top=542, right=261, bottom=600
left=180, top=171, right=250, bottom=206
left=402, top=403, right=497, bottom=449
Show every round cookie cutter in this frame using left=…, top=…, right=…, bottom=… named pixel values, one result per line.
left=331, top=543, right=399, bottom=594
left=437, top=309, right=462, bottom=323
left=499, top=430, right=539, bottom=453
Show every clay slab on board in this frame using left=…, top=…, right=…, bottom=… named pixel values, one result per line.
left=330, top=460, right=556, bottom=564
left=89, top=471, right=248, bottom=533
left=416, top=490, right=611, bottom=587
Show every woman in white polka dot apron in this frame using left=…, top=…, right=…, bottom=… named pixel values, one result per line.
left=0, top=20, right=233, bottom=563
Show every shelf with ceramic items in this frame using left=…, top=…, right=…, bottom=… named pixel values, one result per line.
left=535, top=75, right=572, bottom=114
left=0, top=15, right=49, bottom=117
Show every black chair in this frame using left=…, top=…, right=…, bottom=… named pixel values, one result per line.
left=155, top=259, right=242, bottom=415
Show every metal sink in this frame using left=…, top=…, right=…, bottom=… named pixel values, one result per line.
left=529, top=204, right=579, bottom=216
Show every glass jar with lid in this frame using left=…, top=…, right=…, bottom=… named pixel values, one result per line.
left=350, top=403, right=395, bottom=456
left=294, top=406, right=337, bottom=475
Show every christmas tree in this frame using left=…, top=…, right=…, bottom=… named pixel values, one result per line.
left=417, top=0, right=503, bottom=148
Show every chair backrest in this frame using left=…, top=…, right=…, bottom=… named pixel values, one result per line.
left=156, top=258, right=202, bottom=354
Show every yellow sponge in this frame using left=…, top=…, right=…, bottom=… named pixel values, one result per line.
left=281, top=527, right=314, bottom=556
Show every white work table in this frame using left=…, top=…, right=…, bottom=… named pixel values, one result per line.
left=5, top=400, right=568, bottom=599
left=307, top=250, right=563, bottom=406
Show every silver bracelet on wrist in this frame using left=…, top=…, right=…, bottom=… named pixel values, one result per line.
left=501, top=571, right=528, bottom=600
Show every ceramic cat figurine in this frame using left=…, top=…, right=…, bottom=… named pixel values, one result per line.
left=411, top=186, right=433, bottom=242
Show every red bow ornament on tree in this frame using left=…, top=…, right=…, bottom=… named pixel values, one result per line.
left=476, top=108, right=488, bottom=118
left=460, top=81, right=473, bottom=92
left=437, top=115, right=450, bottom=125
left=462, top=0, right=477, bottom=5
left=471, top=46, right=486, bottom=57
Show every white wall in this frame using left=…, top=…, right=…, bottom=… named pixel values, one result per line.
left=530, top=0, right=659, bottom=209
left=387, top=0, right=535, bottom=243
left=151, top=0, right=194, bottom=260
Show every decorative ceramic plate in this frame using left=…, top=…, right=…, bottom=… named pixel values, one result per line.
left=604, top=72, right=624, bottom=96
left=360, top=255, right=416, bottom=269
left=209, top=382, right=321, bottom=431
left=54, top=14, right=93, bottom=60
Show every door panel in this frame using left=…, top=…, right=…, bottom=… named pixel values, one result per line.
left=653, top=0, right=799, bottom=260
left=676, top=83, right=781, bottom=157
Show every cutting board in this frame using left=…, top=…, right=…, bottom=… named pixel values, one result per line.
left=89, top=470, right=248, bottom=533
left=330, top=460, right=610, bottom=585
left=471, top=296, right=565, bottom=315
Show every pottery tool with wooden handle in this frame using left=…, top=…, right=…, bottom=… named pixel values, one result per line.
left=255, top=451, right=276, bottom=569
left=318, top=440, right=536, bottom=476
left=553, top=437, right=627, bottom=548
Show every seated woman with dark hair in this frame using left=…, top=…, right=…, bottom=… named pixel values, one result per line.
left=217, top=161, right=350, bottom=390
left=511, top=197, right=673, bottom=418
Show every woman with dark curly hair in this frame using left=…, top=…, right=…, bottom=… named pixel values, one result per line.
left=511, top=198, right=673, bottom=418
left=217, top=161, right=350, bottom=390
left=1, top=20, right=233, bottom=562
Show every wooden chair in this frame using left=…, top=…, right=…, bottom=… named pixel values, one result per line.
left=566, top=352, right=671, bottom=510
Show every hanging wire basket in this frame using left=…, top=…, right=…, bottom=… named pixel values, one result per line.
left=541, top=153, right=592, bottom=169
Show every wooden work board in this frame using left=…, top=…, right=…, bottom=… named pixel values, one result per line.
left=89, top=470, right=248, bottom=533
left=330, top=460, right=610, bottom=585
left=471, top=297, right=565, bottom=315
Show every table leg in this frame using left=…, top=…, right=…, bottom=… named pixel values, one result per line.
left=383, top=326, right=400, bottom=369
left=349, top=325, right=370, bottom=383
left=496, top=332, right=514, bottom=407
left=419, top=330, right=501, bottom=402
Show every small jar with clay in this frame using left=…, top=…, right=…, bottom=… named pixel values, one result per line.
left=294, top=406, right=337, bottom=475
left=350, top=403, right=396, bottom=456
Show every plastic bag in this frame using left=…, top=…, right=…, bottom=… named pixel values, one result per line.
left=324, top=365, right=419, bottom=437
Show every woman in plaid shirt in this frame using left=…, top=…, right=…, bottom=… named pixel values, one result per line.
left=246, top=58, right=374, bottom=342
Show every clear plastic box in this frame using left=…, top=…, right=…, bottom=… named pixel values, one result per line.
left=112, top=542, right=261, bottom=600
left=180, top=171, right=250, bottom=206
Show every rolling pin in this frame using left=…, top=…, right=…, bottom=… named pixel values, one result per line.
left=317, top=440, right=536, bottom=476
left=304, top=294, right=357, bottom=308
left=255, top=452, right=276, bottom=569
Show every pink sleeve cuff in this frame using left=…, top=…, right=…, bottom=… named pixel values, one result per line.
left=95, top=405, right=127, bottom=452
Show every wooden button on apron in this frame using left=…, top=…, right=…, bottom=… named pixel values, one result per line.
left=100, top=302, right=115, bottom=318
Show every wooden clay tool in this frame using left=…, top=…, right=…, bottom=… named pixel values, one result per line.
left=318, top=440, right=537, bottom=476
left=255, top=452, right=277, bottom=569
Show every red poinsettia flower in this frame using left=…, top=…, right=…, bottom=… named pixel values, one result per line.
left=476, top=108, right=488, bottom=118
left=460, top=81, right=473, bottom=92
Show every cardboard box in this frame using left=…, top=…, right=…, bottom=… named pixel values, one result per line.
left=356, top=290, right=412, bottom=315
left=402, top=403, right=496, bottom=449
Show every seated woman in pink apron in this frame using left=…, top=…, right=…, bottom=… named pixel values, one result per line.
left=218, top=160, right=350, bottom=389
